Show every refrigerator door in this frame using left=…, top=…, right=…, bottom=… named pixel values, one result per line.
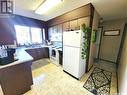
left=63, top=46, right=80, bottom=78
left=63, top=30, right=82, bottom=47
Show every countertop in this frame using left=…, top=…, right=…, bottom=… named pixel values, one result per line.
left=0, top=45, right=51, bottom=69
left=0, top=48, right=33, bottom=69
left=0, top=45, right=60, bottom=69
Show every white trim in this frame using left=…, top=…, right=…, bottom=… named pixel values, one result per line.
left=0, top=85, right=4, bottom=95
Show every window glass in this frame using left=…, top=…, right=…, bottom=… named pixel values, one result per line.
left=15, top=25, right=31, bottom=45
left=15, top=25, right=43, bottom=45
left=31, top=27, right=42, bottom=43
left=42, top=28, right=45, bottom=41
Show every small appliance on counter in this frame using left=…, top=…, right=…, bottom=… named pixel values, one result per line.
left=0, top=48, right=16, bottom=65
left=45, top=40, right=52, bottom=45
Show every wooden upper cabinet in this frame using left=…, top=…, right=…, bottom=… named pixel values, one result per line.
left=63, top=22, right=70, bottom=31
left=53, top=25, right=58, bottom=33
left=57, top=24, right=62, bottom=33
left=78, top=17, right=90, bottom=28
left=48, top=27, right=53, bottom=40
left=70, top=20, right=79, bottom=30
left=48, top=24, right=63, bottom=41
left=41, top=48, right=49, bottom=58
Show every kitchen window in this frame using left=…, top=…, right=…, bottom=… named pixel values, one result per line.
left=15, top=25, right=31, bottom=45
left=31, top=27, right=42, bottom=43
left=14, top=25, right=44, bottom=45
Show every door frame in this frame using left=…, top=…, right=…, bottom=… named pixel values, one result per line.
left=96, top=27, right=103, bottom=59
left=116, top=23, right=127, bottom=69
left=116, top=23, right=127, bottom=93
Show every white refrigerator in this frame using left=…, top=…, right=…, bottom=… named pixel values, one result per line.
left=63, top=30, right=86, bottom=79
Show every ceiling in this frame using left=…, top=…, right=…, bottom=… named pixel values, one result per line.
left=14, top=0, right=127, bottom=21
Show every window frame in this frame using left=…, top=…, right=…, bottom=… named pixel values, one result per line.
left=14, top=25, right=44, bottom=45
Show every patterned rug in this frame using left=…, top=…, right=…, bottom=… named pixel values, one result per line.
left=83, top=67, right=112, bottom=95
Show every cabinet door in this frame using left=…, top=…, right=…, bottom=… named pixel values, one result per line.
left=49, top=26, right=57, bottom=41
left=48, top=27, right=53, bottom=41
left=57, top=24, right=63, bottom=41
left=78, top=17, right=90, bottom=28
left=70, top=20, right=79, bottom=30
left=58, top=51, right=63, bottom=65
left=57, top=24, right=63, bottom=33
left=0, top=61, right=33, bottom=95
left=26, top=49, right=37, bottom=61
left=36, top=48, right=42, bottom=60
left=53, top=25, right=58, bottom=33
left=48, top=26, right=55, bottom=41
left=63, top=22, right=70, bottom=31
left=41, top=48, right=49, bottom=58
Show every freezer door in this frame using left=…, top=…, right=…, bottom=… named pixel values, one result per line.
left=63, top=46, right=80, bottom=78
left=63, top=30, right=82, bottom=47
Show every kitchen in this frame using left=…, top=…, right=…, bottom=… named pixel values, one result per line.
left=0, top=0, right=127, bottom=95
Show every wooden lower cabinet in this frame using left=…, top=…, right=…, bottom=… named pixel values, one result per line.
left=26, top=49, right=37, bottom=61
left=58, top=50, right=63, bottom=65
left=36, top=48, right=42, bottom=60
left=41, top=48, right=49, bottom=58
left=26, top=47, right=49, bottom=61
left=0, top=61, right=33, bottom=95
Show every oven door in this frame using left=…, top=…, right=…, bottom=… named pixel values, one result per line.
left=50, top=48, right=59, bottom=65
left=51, top=49, right=56, bottom=58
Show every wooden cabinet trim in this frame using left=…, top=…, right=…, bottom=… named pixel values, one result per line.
left=47, top=3, right=92, bottom=27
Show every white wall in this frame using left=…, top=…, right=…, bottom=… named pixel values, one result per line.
left=0, top=85, right=4, bottom=95
left=88, top=10, right=100, bottom=70
left=99, top=18, right=127, bottom=62
left=118, top=24, right=127, bottom=95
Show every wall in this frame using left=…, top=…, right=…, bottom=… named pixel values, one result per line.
left=13, top=15, right=46, bottom=28
left=99, top=18, right=127, bottom=63
left=118, top=24, right=127, bottom=95
left=0, top=18, right=16, bottom=45
left=0, top=15, right=47, bottom=45
left=88, top=10, right=100, bottom=71
left=0, top=85, right=4, bottom=95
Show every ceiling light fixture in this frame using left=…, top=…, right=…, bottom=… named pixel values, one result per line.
left=35, top=0, right=63, bottom=15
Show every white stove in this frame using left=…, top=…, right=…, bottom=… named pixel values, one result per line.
left=49, top=46, right=62, bottom=66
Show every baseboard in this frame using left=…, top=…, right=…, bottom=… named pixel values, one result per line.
left=99, top=59, right=116, bottom=64
left=63, top=70, right=79, bottom=80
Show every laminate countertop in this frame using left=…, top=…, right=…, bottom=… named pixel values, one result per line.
left=0, top=48, right=33, bottom=69
left=0, top=45, right=52, bottom=69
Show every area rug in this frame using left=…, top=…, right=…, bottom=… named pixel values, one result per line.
left=83, top=67, right=112, bottom=95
